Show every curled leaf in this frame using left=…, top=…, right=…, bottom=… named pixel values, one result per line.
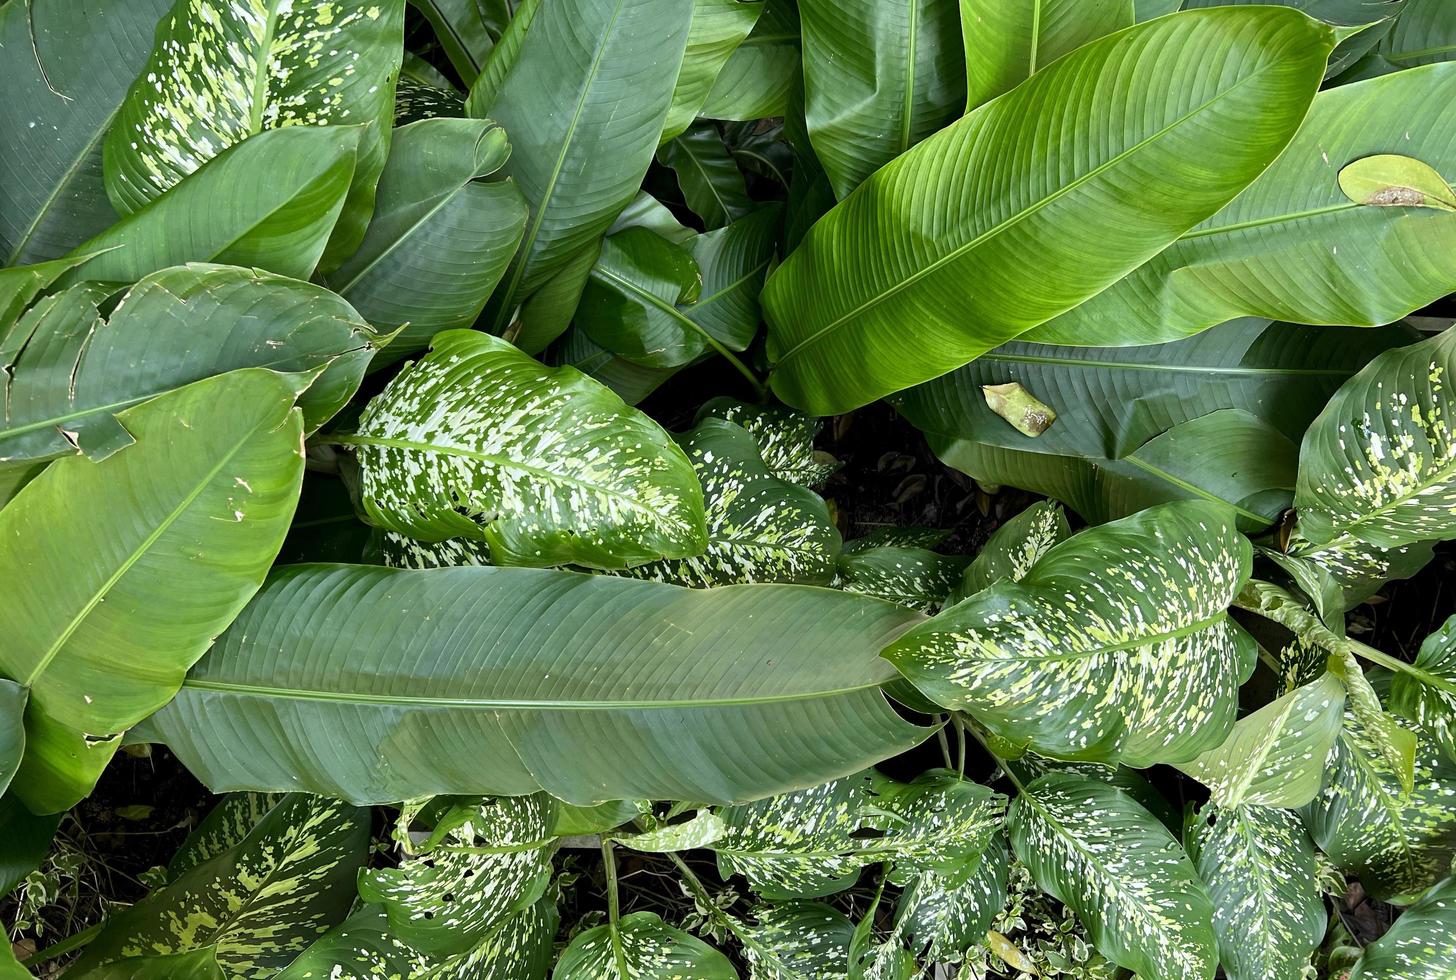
left=1339, top=153, right=1456, bottom=211
left=981, top=382, right=1057, bottom=437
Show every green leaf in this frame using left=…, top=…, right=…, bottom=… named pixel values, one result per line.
left=1340, top=152, right=1456, bottom=211
left=955, top=500, right=1070, bottom=600
left=680, top=205, right=781, bottom=352
left=345, top=330, right=706, bottom=570
left=741, top=902, right=854, bottom=979
left=614, top=810, right=726, bottom=852
left=0, top=0, right=173, bottom=265
left=834, top=545, right=969, bottom=613
left=0, top=681, right=25, bottom=799
left=1392, top=612, right=1456, bottom=761
left=104, top=0, right=405, bottom=269
left=980, top=381, right=1057, bottom=438
left=556, top=910, right=736, bottom=979
left=60, top=125, right=363, bottom=286
left=324, top=117, right=528, bottom=365
left=762, top=8, right=1333, bottom=415
left=167, top=792, right=281, bottom=880
left=553, top=800, right=649, bottom=837
left=1, top=264, right=379, bottom=465
left=577, top=228, right=707, bottom=369
left=961, top=0, right=1134, bottom=110
left=893, top=836, right=1009, bottom=964
left=0, top=796, right=60, bottom=902
left=0, top=254, right=97, bottom=340
left=1030, top=63, right=1456, bottom=347
left=0, top=368, right=305, bottom=813
left=697, top=398, right=837, bottom=488
left=658, top=124, right=754, bottom=229
left=799, top=0, right=965, bottom=198
left=700, top=0, right=800, bottom=121
left=664, top=0, right=766, bottom=141
left=1174, top=672, right=1346, bottom=808
left=1343, top=0, right=1456, bottom=78
left=1348, top=874, right=1456, bottom=979
left=1009, top=772, right=1218, bottom=980
left=1182, top=0, right=1407, bottom=76
left=68, top=795, right=367, bottom=979
left=1191, top=805, right=1325, bottom=980
left=886, top=501, right=1255, bottom=767
left=138, top=563, right=928, bottom=804
left=618, top=419, right=840, bottom=587
left=412, top=0, right=501, bottom=86
left=469, top=0, right=694, bottom=352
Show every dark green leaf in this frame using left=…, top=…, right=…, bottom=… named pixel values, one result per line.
left=700, top=0, right=800, bottom=121
left=961, top=0, right=1134, bottom=110
left=1348, top=874, right=1456, bottom=979
left=657, top=123, right=754, bottom=229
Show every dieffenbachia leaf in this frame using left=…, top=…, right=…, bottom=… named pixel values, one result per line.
left=324, top=117, right=528, bottom=364
left=1174, top=672, right=1346, bottom=808
left=761, top=8, right=1332, bottom=414
left=1008, top=753, right=1182, bottom=832
left=1190, top=805, right=1325, bottom=980
left=1348, top=874, right=1456, bottom=979
left=697, top=398, right=837, bottom=487
left=892, top=835, right=1010, bottom=964
left=662, top=0, right=766, bottom=141
left=833, top=545, right=970, bottom=613
left=167, top=792, right=281, bottom=880
left=1009, top=772, right=1218, bottom=980
left=1392, top=612, right=1456, bottom=761
left=104, top=0, right=405, bottom=268
left=0, top=369, right=306, bottom=813
left=700, top=0, right=799, bottom=121
left=657, top=123, right=755, bottom=229
left=1, top=264, right=379, bottom=464
left=741, top=901, right=854, bottom=979
left=618, top=419, right=840, bottom=587
left=961, top=0, right=1134, bottom=110
left=67, top=795, right=367, bottom=978
left=394, top=74, right=465, bottom=123
left=555, top=911, right=736, bottom=979
left=343, top=329, right=707, bottom=570
left=953, top=500, right=1070, bottom=601
left=885, top=501, right=1255, bottom=767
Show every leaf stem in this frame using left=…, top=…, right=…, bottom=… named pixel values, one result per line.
left=1346, top=638, right=1456, bottom=696
left=960, top=715, right=1028, bottom=795
left=602, top=838, right=630, bottom=975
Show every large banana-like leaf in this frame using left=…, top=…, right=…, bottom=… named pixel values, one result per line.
left=955, top=500, right=1069, bottom=600
left=1, top=264, right=378, bottom=464
left=469, top=0, right=694, bottom=351
left=657, top=124, right=754, bottom=229
left=1030, top=64, right=1456, bottom=347
left=1392, top=613, right=1456, bottom=761
left=0, top=0, right=173, bottom=265
left=1009, top=772, right=1217, bottom=980
left=324, top=117, right=527, bottom=364
left=136, top=563, right=928, bottom=804
left=1183, top=0, right=1406, bottom=76
left=799, top=0, right=965, bottom=198
left=67, top=795, right=366, bottom=979
left=760, top=8, right=1333, bottom=415
left=961, top=0, right=1134, bottom=110
left=1348, top=874, right=1456, bottom=979
left=0, top=368, right=305, bottom=814
left=1344, top=0, right=1455, bottom=78
left=700, top=0, right=800, bottom=121
left=663, top=0, right=766, bottom=141
left=1190, top=805, right=1325, bottom=980
left=104, top=0, right=405, bottom=269
left=0, top=254, right=95, bottom=340
left=0, top=681, right=24, bottom=799
left=59, top=125, right=362, bottom=286
left=411, top=0, right=502, bottom=86
left=556, top=911, right=736, bottom=979
left=342, top=329, right=706, bottom=569
left=885, top=501, right=1255, bottom=766
left=576, top=228, right=706, bottom=369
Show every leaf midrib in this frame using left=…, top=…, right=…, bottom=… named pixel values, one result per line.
left=1119, top=453, right=1271, bottom=527
left=951, top=610, right=1230, bottom=664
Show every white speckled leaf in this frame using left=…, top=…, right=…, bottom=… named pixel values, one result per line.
left=69, top=795, right=367, bottom=979
left=893, top=835, right=1010, bottom=964
left=1349, top=875, right=1456, bottom=980
left=1009, top=772, right=1218, bottom=980
left=697, top=397, right=838, bottom=487
left=741, top=901, right=854, bottom=980
left=1175, top=672, right=1346, bottom=808
left=382, top=530, right=493, bottom=569
left=953, top=500, right=1070, bottom=602
left=1191, top=805, right=1324, bottom=980
left=886, top=501, right=1255, bottom=767
left=1274, top=528, right=1435, bottom=617
left=833, top=546, right=969, bottom=614
left=554, top=911, right=736, bottom=979
left=105, top=0, right=405, bottom=266
left=347, top=329, right=707, bottom=569
left=613, top=810, right=726, bottom=853
left=166, top=792, right=282, bottom=879
left=619, top=419, right=840, bottom=587
left=1392, top=612, right=1456, bottom=762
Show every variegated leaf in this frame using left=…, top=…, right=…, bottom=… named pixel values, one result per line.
left=951, top=499, right=1070, bottom=603
left=832, top=543, right=970, bottom=614
left=69, top=795, right=367, bottom=979
left=1007, top=753, right=1181, bottom=832
left=166, top=792, right=282, bottom=879
left=1009, top=772, right=1218, bottom=980
left=1348, top=875, right=1456, bottom=980
left=613, top=810, right=726, bottom=853
left=619, top=419, right=839, bottom=587
left=554, top=911, right=735, bottom=979
left=1268, top=531, right=1435, bottom=621
left=741, top=902, right=853, bottom=980
left=697, top=397, right=838, bottom=487
left=885, top=501, right=1256, bottom=767
left=105, top=0, right=405, bottom=267
left=1392, top=611, right=1456, bottom=762
left=1175, top=672, right=1346, bottom=808
left=344, top=330, right=707, bottom=569
left=382, top=530, right=492, bottom=569
left=893, top=835, right=1010, bottom=964
left=1191, top=805, right=1325, bottom=980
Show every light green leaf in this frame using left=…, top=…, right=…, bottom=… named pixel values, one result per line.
left=893, top=836, right=1009, bottom=964
left=555, top=910, right=736, bottom=979
left=105, top=0, right=404, bottom=269
left=658, top=124, right=754, bottom=229
left=1392, top=612, right=1456, bottom=761
left=762, top=7, right=1332, bottom=415
left=700, top=0, right=799, bottom=121
left=0, top=254, right=97, bottom=341
left=886, top=501, right=1255, bottom=767
left=344, top=330, right=707, bottom=570
left=1340, top=152, right=1456, bottom=211
left=138, top=564, right=928, bottom=805
left=961, top=0, right=1134, bottom=109
left=955, top=500, right=1070, bottom=600
left=0, top=681, right=25, bottom=799
left=1348, top=874, right=1456, bottom=979
left=833, top=545, right=969, bottom=613
left=553, top=800, right=650, bottom=837
left=741, top=902, right=853, bottom=979
left=0, top=369, right=305, bottom=813
left=68, top=795, right=367, bottom=979
left=664, top=0, right=766, bottom=141
left=614, top=810, right=726, bottom=853
left=981, top=381, right=1057, bottom=438
left=1009, top=772, right=1217, bottom=980
left=697, top=398, right=837, bottom=488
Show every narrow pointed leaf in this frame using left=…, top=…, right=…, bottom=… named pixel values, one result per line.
left=961, top=0, right=1134, bottom=110
left=1392, top=612, right=1456, bottom=761
left=1343, top=0, right=1456, bottom=78
left=0, top=681, right=25, bottom=799
left=658, top=124, right=754, bottom=229
left=412, top=0, right=502, bottom=85
left=1348, top=875, right=1456, bottom=979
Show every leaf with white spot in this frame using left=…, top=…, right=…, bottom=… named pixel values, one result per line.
left=68, top=795, right=367, bottom=979
left=554, top=911, right=736, bottom=979
left=344, top=329, right=707, bottom=570
left=833, top=546, right=969, bottom=614
left=1190, top=805, right=1325, bottom=980
left=885, top=501, right=1255, bottom=767
left=105, top=0, right=406, bottom=268
left=952, top=500, right=1070, bottom=602
left=893, top=834, right=1009, bottom=964
left=1392, top=611, right=1456, bottom=763
left=613, top=810, right=726, bottom=853
left=1174, top=672, right=1346, bottom=808
left=167, top=792, right=282, bottom=880
left=741, top=901, right=853, bottom=980
left=1349, top=874, right=1456, bottom=980
left=697, top=398, right=838, bottom=487
left=1008, top=772, right=1218, bottom=980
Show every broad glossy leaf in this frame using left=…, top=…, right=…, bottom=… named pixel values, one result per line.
left=1191, top=805, right=1324, bottom=980
left=0, top=369, right=304, bottom=813
left=555, top=911, right=735, bottom=979
left=1183, top=0, right=1405, bottom=76
left=700, top=0, right=799, bottom=121
left=577, top=228, right=706, bottom=369
left=762, top=8, right=1333, bottom=415
left=0, top=0, right=173, bottom=265
left=0, top=254, right=96, bottom=340
left=105, top=0, right=405, bottom=268
left=658, top=124, right=754, bottom=229
left=1031, top=64, right=1456, bottom=347
left=1392, top=612, right=1456, bottom=761
left=345, top=330, right=706, bottom=569
left=1343, top=0, right=1456, bottom=78
left=961, top=0, right=1134, bottom=109
left=0, top=796, right=61, bottom=902
left=60, top=125, right=362, bottom=286
left=680, top=206, right=781, bottom=352
left=470, top=0, right=693, bottom=352
left=68, top=795, right=366, bottom=979
left=741, top=902, right=854, bottom=979
left=139, top=564, right=928, bottom=804
left=833, top=545, right=969, bottom=613
left=697, top=398, right=836, bottom=487
left=664, top=0, right=766, bottom=140
left=955, top=500, right=1069, bottom=599
left=0, top=681, right=24, bottom=799
left=412, top=0, right=501, bottom=85
left=1, top=264, right=378, bottom=464
left=325, top=117, right=527, bottom=364
left=800, top=0, right=965, bottom=198
left=1348, top=874, right=1456, bottom=979
left=1009, top=772, right=1218, bottom=980
left=893, top=836, right=1009, bottom=964
left=886, top=501, right=1255, bottom=766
